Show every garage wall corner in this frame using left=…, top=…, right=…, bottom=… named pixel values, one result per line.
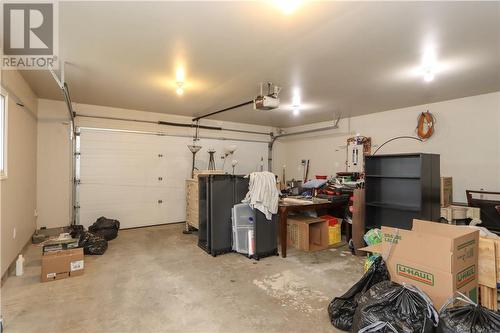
left=1, top=70, right=38, bottom=276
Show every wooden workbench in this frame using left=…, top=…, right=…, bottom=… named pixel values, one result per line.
left=278, top=199, right=348, bottom=258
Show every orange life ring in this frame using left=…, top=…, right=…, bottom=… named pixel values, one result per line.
left=417, top=111, right=435, bottom=139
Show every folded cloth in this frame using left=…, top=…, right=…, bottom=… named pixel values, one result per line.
left=242, top=171, right=279, bottom=220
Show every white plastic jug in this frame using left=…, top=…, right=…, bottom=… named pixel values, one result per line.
left=15, top=254, right=24, bottom=276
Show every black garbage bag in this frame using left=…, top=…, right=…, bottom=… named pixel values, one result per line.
left=89, top=216, right=120, bottom=241
left=78, top=230, right=108, bottom=255
left=69, top=224, right=84, bottom=238
left=356, top=321, right=399, bottom=333
left=352, top=281, right=439, bottom=333
left=327, top=256, right=390, bottom=331
left=437, top=293, right=500, bottom=333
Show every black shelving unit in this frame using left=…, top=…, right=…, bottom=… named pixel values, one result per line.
left=365, top=153, right=440, bottom=230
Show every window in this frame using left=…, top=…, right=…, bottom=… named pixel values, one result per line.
left=0, top=89, right=7, bottom=179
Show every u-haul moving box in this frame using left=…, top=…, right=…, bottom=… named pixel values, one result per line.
left=360, top=219, right=479, bottom=308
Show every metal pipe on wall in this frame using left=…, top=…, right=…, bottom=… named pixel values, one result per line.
left=49, top=68, right=75, bottom=127
left=76, top=114, right=272, bottom=137
left=49, top=66, right=77, bottom=225
left=77, top=126, right=271, bottom=144
left=267, top=123, right=340, bottom=172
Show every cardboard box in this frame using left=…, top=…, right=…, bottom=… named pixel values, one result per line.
left=440, top=177, right=453, bottom=207
left=287, top=215, right=329, bottom=251
left=41, top=248, right=84, bottom=282
left=360, top=219, right=479, bottom=308
left=42, top=238, right=79, bottom=253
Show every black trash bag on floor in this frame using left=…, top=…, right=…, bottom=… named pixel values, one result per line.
left=356, top=321, right=399, bottom=333
left=78, top=230, right=108, bottom=255
left=351, top=281, right=439, bottom=333
left=69, top=224, right=84, bottom=238
left=327, top=256, right=390, bottom=331
left=89, top=216, right=120, bottom=241
left=437, top=293, right=500, bottom=333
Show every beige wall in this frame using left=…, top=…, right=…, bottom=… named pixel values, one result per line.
left=36, top=100, right=73, bottom=230
left=37, top=92, right=500, bottom=229
left=36, top=99, right=273, bottom=229
left=273, top=92, right=500, bottom=203
left=1, top=70, right=38, bottom=276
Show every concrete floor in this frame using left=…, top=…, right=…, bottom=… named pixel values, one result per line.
left=1, top=223, right=363, bottom=333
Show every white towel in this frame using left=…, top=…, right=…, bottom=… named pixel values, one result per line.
left=242, top=171, right=279, bottom=220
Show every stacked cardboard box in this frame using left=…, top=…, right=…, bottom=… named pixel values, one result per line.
left=287, top=215, right=329, bottom=251
left=440, top=177, right=453, bottom=207
left=41, top=248, right=85, bottom=282
left=360, top=219, right=479, bottom=308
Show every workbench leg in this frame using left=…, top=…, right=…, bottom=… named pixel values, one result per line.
left=279, top=209, right=288, bottom=258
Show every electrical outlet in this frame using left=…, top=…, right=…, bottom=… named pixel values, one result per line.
left=13, top=228, right=16, bottom=239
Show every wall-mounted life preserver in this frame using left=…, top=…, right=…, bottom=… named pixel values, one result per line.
left=417, top=111, right=435, bottom=139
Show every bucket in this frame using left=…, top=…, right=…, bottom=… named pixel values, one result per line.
left=328, top=225, right=341, bottom=245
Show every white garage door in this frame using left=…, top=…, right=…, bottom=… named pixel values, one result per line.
left=77, top=128, right=269, bottom=229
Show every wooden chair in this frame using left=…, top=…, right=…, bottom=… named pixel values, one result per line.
left=466, top=190, right=500, bottom=232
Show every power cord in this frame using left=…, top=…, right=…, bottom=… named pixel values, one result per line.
left=372, top=136, right=423, bottom=155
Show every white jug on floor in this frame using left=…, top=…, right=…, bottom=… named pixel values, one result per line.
left=15, top=254, right=24, bottom=276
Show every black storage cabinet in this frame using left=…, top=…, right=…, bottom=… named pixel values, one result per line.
left=198, top=174, right=249, bottom=256
left=364, top=153, right=440, bottom=230
left=252, top=211, right=278, bottom=260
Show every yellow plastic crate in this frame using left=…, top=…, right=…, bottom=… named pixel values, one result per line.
left=328, top=224, right=341, bottom=245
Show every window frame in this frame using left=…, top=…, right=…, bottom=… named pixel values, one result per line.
left=0, top=87, right=8, bottom=180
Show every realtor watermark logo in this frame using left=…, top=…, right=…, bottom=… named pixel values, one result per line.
left=1, top=1, right=58, bottom=69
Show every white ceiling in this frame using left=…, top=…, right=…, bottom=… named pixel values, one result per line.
left=20, top=1, right=500, bottom=127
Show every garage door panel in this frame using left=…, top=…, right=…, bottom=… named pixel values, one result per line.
left=80, top=133, right=170, bottom=186
left=159, top=187, right=186, bottom=223
left=78, top=129, right=269, bottom=229
left=78, top=130, right=184, bottom=229
left=79, top=184, right=177, bottom=228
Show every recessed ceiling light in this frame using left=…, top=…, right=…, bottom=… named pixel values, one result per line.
left=292, top=88, right=301, bottom=107
left=272, top=0, right=303, bottom=15
left=291, top=88, right=301, bottom=115
left=420, top=47, right=438, bottom=82
left=176, top=66, right=185, bottom=82
left=423, top=69, right=435, bottom=82
left=175, top=65, right=185, bottom=95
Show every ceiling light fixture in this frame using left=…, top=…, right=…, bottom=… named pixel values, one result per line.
left=273, top=0, right=303, bottom=15
left=175, top=66, right=185, bottom=95
left=420, top=47, right=438, bottom=83
left=292, top=88, right=301, bottom=116
left=292, top=89, right=301, bottom=107
left=423, top=69, right=435, bottom=83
